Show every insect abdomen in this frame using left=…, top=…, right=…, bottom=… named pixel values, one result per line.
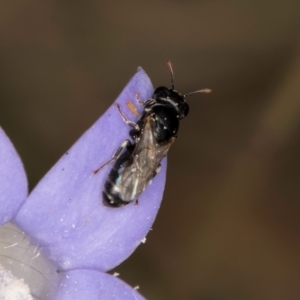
left=102, top=146, right=138, bottom=207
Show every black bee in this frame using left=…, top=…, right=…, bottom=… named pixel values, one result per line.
left=94, top=62, right=211, bottom=207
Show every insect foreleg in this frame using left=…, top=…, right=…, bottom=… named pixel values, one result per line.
left=135, top=92, right=156, bottom=108
left=93, top=139, right=132, bottom=174
left=135, top=92, right=145, bottom=105
left=115, top=103, right=140, bottom=131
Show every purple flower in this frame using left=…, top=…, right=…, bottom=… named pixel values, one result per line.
left=0, top=68, right=166, bottom=299
left=0, top=128, right=27, bottom=226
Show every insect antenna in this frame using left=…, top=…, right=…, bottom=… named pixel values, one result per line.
left=167, top=60, right=175, bottom=90
left=184, top=88, right=212, bottom=98
left=167, top=61, right=212, bottom=97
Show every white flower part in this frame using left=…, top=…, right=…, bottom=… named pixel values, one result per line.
left=0, top=266, right=32, bottom=300
left=0, top=223, right=59, bottom=299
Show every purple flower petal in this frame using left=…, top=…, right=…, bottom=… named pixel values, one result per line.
left=51, top=270, right=145, bottom=300
left=0, top=127, right=27, bottom=225
left=15, top=68, right=167, bottom=271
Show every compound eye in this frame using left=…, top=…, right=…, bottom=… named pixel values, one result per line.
left=179, top=103, right=189, bottom=118
left=184, top=104, right=189, bottom=116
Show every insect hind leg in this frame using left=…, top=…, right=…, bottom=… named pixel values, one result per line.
left=153, top=163, right=162, bottom=177
left=93, top=139, right=132, bottom=174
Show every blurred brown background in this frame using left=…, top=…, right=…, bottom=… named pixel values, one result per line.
left=1, top=1, right=300, bottom=299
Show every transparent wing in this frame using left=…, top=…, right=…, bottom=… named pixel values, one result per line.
left=117, top=116, right=175, bottom=202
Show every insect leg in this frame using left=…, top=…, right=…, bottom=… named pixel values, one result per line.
left=93, top=139, right=132, bottom=174
left=153, top=164, right=161, bottom=177
left=135, top=92, right=156, bottom=108
left=115, top=103, right=140, bottom=131
left=135, top=92, right=145, bottom=105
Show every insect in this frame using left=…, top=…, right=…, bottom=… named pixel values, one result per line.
left=94, top=61, right=211, bottom=207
